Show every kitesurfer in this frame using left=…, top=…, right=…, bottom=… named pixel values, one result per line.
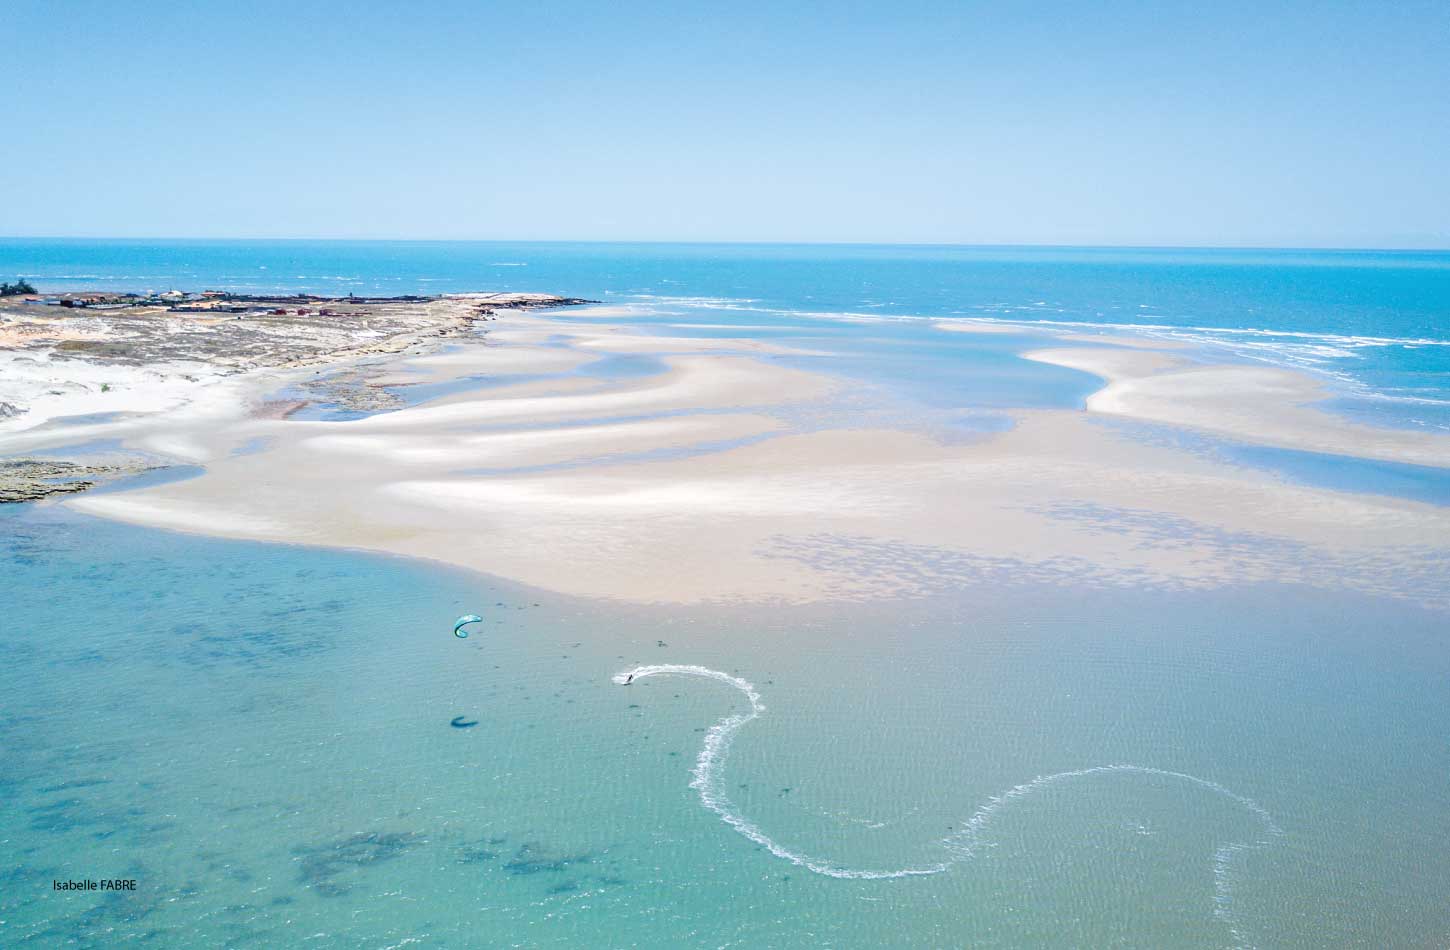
left=453, top=615, right=483, bottom=638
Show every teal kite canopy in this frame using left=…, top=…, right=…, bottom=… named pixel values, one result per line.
left=453, top=614, right=483, bottom=638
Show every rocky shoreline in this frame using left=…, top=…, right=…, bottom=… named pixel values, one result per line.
left=0, top=458, right=162, bottom=504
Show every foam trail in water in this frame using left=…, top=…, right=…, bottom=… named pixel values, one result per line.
left=615, top=664, right=944, bottom=879
left=617, top=664, right=1284, bottom=941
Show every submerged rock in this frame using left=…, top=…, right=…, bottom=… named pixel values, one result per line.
left=0, top=457, right=160, bottom=504
left=503, top=842, right=594, bottom=876
left=294, top=831, right=425, bottom=897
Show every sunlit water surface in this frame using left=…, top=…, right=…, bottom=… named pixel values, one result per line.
left=3, top=505, right=1448, bottom=948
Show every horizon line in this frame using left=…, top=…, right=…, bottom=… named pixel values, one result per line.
left=2, top=235, right=1448, bottom=255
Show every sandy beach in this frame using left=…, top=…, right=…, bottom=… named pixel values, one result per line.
left=1, top=300, right=1441, bottom=609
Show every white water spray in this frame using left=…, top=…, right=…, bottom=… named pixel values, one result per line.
left=615, top=663, right=1283, bottom=942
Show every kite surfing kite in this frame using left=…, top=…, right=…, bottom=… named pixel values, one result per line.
left=453, top=614, right=483, bottom=638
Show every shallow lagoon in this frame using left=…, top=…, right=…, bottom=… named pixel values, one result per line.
left=4, top=504, right=1448, bottom=947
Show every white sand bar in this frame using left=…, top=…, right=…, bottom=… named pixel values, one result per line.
left=1026, top=347, right=1450, bottom=467
left=44, top=311, right=1450, bottom=608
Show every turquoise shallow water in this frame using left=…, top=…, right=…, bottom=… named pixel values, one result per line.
left=4, top=504, right=1449, bottom=947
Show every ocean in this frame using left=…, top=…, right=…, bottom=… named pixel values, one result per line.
left=3, top=240, right=1449, bottom=947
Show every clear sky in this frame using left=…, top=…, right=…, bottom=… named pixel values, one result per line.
left=4, top=0, right=1447, bottom=247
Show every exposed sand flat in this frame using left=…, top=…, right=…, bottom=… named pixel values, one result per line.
left=75, top=493, right=296, bottom=538
left=63, top=317, right=1450, bottom=608
left=1025, top=347, right=1450, bottom=467
left=10, top=300, right=1445, bottom=607
left=931, top=320, right=1029, bottom=335
left=1025, top=347, right=1185, bottom=379
left=340, top=355, right=833, bottom=430
left=299, top=413, right=783, bottom=468
left=71, top=405, right=1450, bottom=607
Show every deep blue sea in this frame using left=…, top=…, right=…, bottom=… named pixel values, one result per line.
left=5, top=238, right=1449, bottom=431
left=4, top=240, right=1450, bottom=947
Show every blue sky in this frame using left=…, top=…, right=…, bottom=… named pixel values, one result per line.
left=3, top=0, right=1447, bottom=247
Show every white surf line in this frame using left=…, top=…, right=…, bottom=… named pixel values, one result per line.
left=616, top=663, right=1284, bottom=943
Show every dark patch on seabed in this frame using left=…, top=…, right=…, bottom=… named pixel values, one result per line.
left=448, top=834, right=627, bottom=893
left=24, top=792, right=169, bottom=843
left=457, top=834, right=509, bottom=864
left=284, top=829, right=624, bottom=898
left=37, top=777, right=112, bottom=794
left=503, top=841, right=595, bottom=875
left=173, top=622, right=334, bottom=669
left=293, top=831, right=427, bottom=897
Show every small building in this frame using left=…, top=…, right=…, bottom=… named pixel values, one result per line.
left=56, top=292, right=114, bottom=308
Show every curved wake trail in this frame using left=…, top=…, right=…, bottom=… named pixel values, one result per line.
left=615, top=663, right=1284, bottom=941
left=616, top=664, right=941, bottom=879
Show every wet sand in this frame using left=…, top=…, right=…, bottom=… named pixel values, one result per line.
left=7, top=307, right=1436, bottom=609
left=1024, top=346, right=1450, bottom=466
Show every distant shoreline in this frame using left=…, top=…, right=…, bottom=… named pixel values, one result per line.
left=3, top=287, right=596, bottom=308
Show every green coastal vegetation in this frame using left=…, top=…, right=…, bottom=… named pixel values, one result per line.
left=1, top=278, right=37, bottom=296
